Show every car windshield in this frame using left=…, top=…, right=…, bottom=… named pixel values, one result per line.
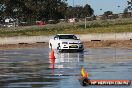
left=58, top=35, right=78, bottom=40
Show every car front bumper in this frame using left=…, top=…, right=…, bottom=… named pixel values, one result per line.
left=59, top=44, right=84, bottom=51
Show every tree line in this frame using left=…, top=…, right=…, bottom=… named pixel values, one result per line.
left=0, top=0, right=94, bottom=22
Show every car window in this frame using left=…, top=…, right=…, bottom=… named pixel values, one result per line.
left=58, top=35, right=78, bottom=40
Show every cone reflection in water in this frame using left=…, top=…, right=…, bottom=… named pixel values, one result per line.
left=50, top=50, right=55, bottom=64
left=50, top=50, right=55, bottom=60
left=50, top=50, right=56, bottom=74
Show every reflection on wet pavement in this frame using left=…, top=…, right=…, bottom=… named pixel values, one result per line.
left=0, top=48, right=132, bottom=88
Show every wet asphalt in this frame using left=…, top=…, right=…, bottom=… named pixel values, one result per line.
left=0, top=48, right=132, bottom=88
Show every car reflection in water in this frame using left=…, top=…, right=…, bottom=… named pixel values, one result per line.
left=49, top=50, right=84, bottom=69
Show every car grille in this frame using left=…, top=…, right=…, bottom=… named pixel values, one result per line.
left=69, top=45, right=78, bottom=48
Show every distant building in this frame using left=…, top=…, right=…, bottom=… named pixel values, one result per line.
left=118, top=13, right=124, bottom=18
left=5, top=18, right=14, bottom=23
left=3, top=18, right=18, bottom=27
left=123, top=12, right=132, bottom=18
left=86, top=15, right=96, bottom=21
left=107, top=14, right=118, bottom=19
left=68, top=18, right=79, bottom=23
left=96, top=15, right=106, bottom=20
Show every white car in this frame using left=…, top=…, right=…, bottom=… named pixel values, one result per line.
left=49, top=34, right=84, bottom=52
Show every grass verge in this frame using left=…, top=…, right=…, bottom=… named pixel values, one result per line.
left=0, top=18, right=132, bottom=37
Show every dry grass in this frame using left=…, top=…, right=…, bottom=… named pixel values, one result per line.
left=0, top=18, right=132, bottom=37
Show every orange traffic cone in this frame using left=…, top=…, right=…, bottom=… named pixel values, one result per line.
left=81, top=67, right=89, bottom=78
left=79, top=67, right=131, bottom=86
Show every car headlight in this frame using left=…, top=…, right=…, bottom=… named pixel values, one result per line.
left=62, top=42, right=68, bottom=44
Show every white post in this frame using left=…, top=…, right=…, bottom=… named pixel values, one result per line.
left=85, top=17, right=87, bottom=29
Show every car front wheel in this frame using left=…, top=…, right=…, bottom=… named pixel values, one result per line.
left=50, top=43, right=52, bottom=50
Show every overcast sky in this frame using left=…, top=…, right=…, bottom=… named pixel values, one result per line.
left=67, top=0, right=128, bottom=15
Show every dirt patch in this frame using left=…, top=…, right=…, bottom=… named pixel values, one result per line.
left=0, top=40, right=131, bottom=50
left=84, top=40, right=132, bottom=48
left=0, top=42, right=48, bottom=50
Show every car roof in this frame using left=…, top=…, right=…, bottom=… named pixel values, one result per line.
left=57, top=34, right=74, bottom=35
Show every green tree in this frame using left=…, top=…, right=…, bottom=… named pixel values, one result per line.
left=1, top=0, right=68, bottom=22
left=0, top=0, right=95, bottom=23
left=83, top=4, right=94, bottom=17
left=66, top=4, right=94, bottom=18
